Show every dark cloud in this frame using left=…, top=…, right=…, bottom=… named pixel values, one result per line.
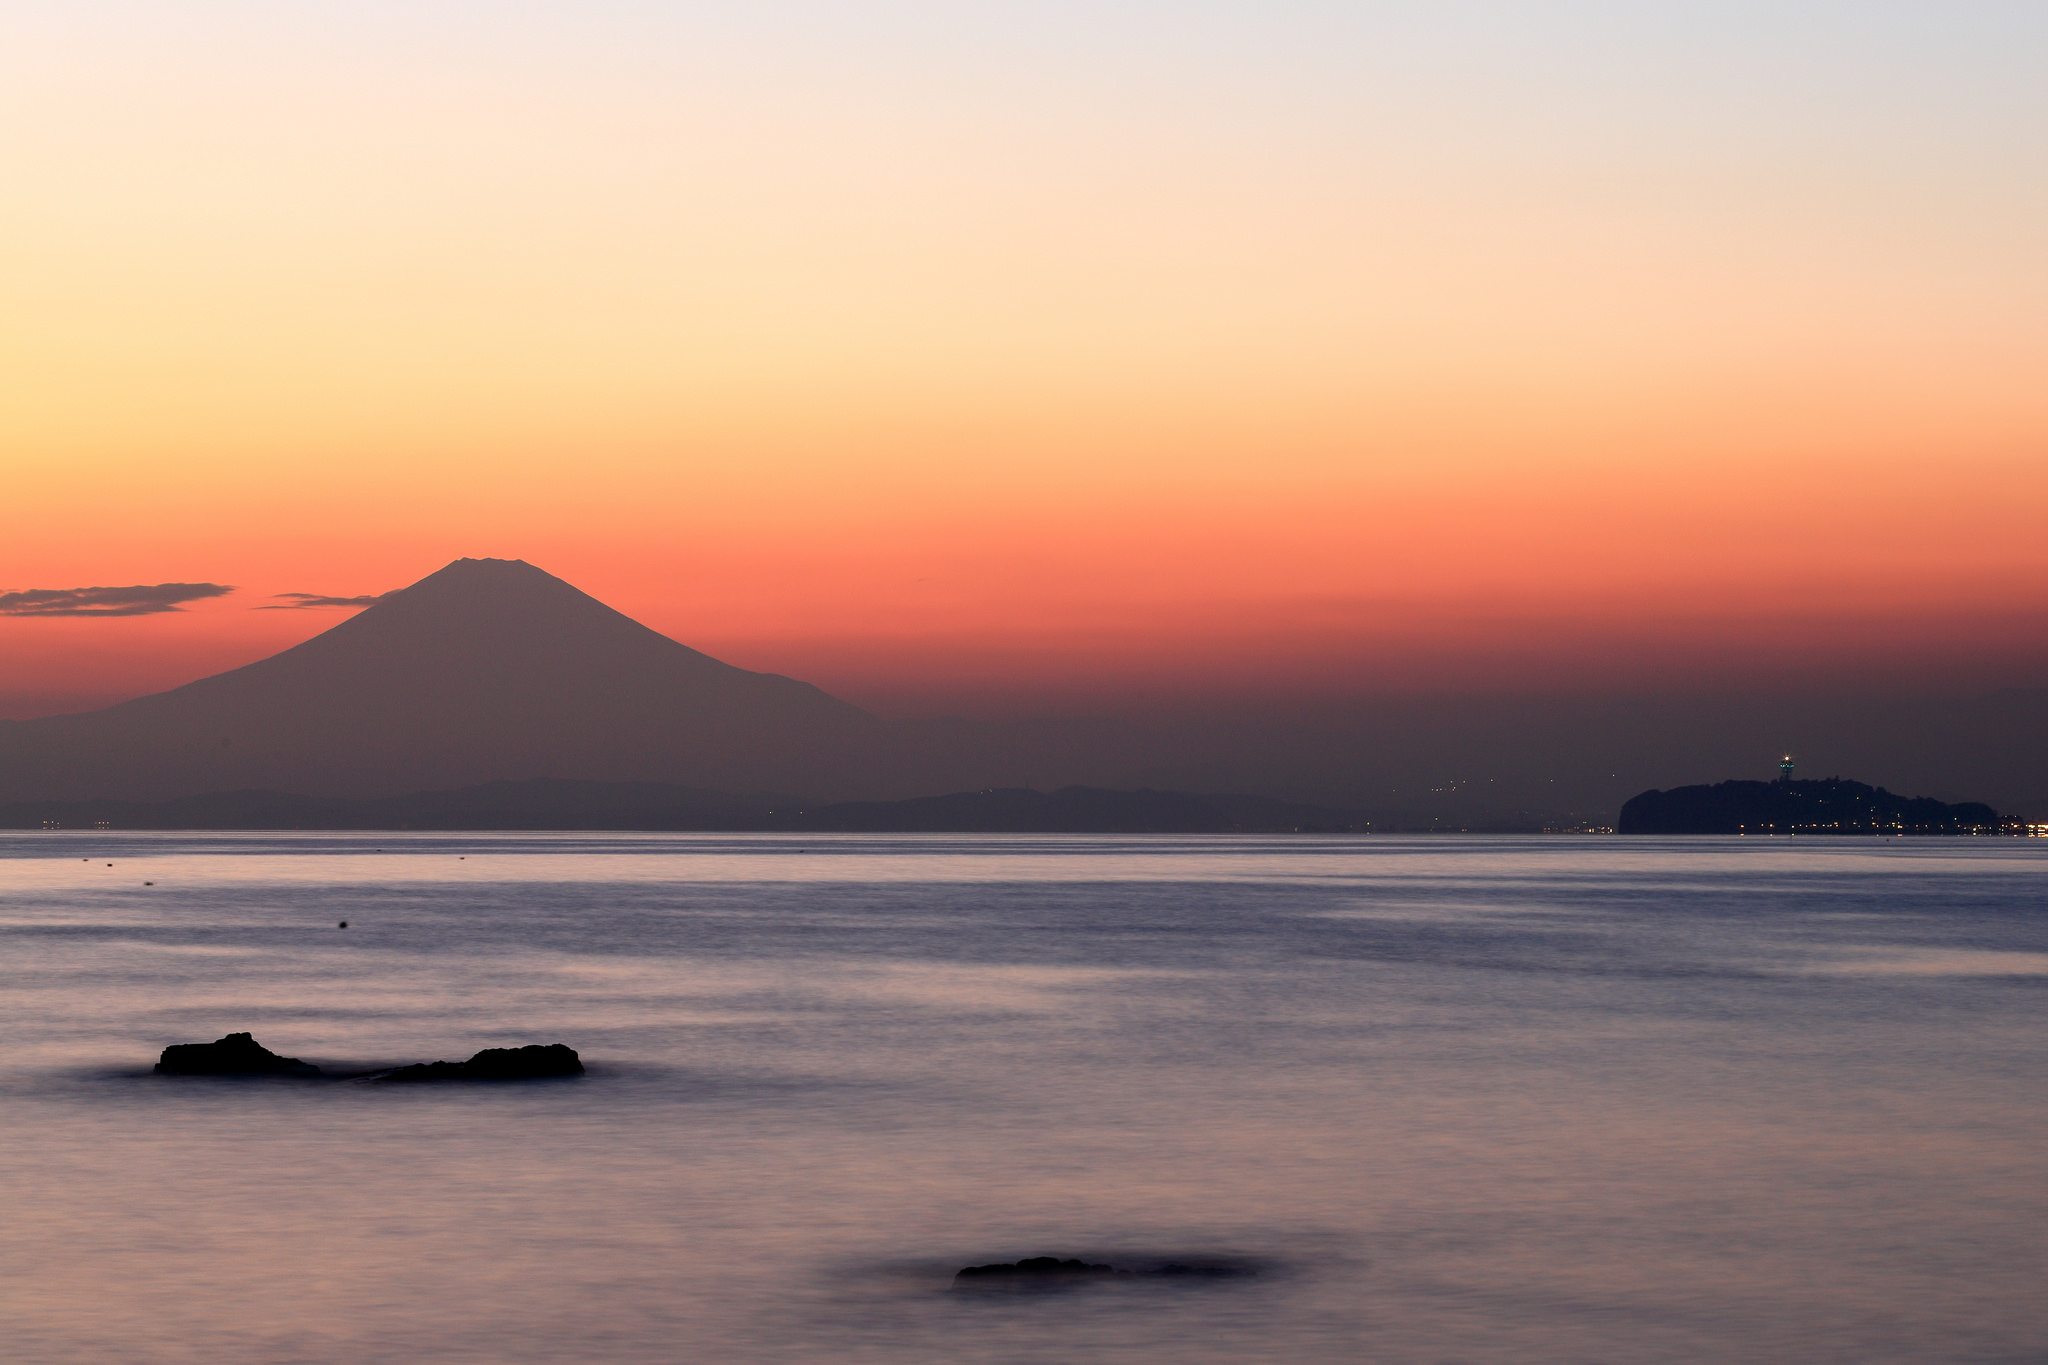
left=0, top=583, right=235, bottom=617
left=258, top=592, right=386, bottom=611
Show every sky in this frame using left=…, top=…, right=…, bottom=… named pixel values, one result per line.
left=3, top=1, right=2045, bottom=719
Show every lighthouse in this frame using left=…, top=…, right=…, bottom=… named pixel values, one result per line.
left=1777, top=755, right=1795, bottom=783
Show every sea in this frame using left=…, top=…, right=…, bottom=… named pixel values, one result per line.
left=1, top=833, right=2044, bottom=1364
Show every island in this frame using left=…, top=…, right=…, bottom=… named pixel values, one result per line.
left=1617, top=777, right=2007, bottom=835
left=155, top=1032, right=322, bottom=1076
left=375, top=1043, right=584, bottom=1082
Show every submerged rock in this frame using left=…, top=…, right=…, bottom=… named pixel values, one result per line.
left=954, top=1257, right=1129, bottom=1289
left=952, top=1255, right=1260, bottom=1291
left=155, top=1033, right=321, bottom=1076
left=378, top=1043, right=582, bottom=1082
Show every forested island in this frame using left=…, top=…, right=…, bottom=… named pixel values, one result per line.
left=1618, top=778, right=2009, bottom=835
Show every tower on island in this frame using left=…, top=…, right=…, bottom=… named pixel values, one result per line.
left=1777, top=755, right=1795, bottom=783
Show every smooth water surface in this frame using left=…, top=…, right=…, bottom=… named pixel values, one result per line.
left=1, top=833, right=2044, bottom=1363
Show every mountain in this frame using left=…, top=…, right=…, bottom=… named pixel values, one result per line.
left=0, top=559, right=886, bottom=802
left=1617, top=777, right=2007, bottom=835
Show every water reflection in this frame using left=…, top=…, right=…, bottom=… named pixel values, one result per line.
left=0, top=834, right=2044, bottom=1362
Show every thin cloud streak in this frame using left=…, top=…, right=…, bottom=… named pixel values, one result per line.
left=257, top=592, right=386, bottom=610
left=0, top=584, right=235, bottom=617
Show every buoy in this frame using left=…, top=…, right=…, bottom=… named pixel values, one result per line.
left=338, top=921, right=348, bottom=929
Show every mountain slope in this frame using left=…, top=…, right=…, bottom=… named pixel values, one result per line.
left=0, top=558, right=885, bottom=801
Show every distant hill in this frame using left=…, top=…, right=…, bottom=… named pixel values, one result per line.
left=1617, top=778, right=2007, bottom=835
left=0, top=559, right=886, bottom=803
left=0, top=778, right=1359, bottom=834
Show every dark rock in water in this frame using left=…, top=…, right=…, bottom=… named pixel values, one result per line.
left=155, top=1032, right=320, bottom=1076
left=952, top=1255, right=1261, bottom=1291
left=463, top=1043, right=583, bottom=1078
left=954, top=1257, right=1128, bottom=1289
left=378, top=1042, right=582, bottom=1082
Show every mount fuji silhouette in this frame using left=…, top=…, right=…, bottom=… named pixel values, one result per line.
left=0, top=558, right=887, bottom=802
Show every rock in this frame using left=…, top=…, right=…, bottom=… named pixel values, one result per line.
left=461, top=1043, right=583, bottom=1078
left=954, top=1257, right=1129, bottom=1289
left=378, top=1043, right=582, bottom=1082
left=155, top=1032, right=321, bottom=1076
left=952, top=1255, right=1259, bottom=1290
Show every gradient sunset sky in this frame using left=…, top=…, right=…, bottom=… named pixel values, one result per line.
left=4, top=2, right=2044, bottom=719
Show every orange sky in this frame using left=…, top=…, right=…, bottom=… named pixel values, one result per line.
left=4, top=4, right=2045, bottom=718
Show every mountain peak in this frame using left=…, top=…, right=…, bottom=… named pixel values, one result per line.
left=430, top=556, right=538, bottom=575
left=386, top=556, right=560, bottom=599
left=356, top=557, right=638, bottom=633
left=0, top=558, right=880, bottom=802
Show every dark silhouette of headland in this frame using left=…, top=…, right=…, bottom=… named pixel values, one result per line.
left=1618, top=776, right=2007, bottom=835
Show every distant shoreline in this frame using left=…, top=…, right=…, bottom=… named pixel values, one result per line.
left=1, top=780, right=1366, bottom=836
left=0, top=778, right=1606, bottom=835
left=9, top=776, right=2034, bottom=836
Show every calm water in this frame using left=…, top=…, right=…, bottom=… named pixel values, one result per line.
left=1, top=834, right=2044, bottom=1363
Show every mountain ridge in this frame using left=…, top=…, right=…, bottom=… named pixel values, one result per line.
left=0, top=558, right=886, bottom=802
